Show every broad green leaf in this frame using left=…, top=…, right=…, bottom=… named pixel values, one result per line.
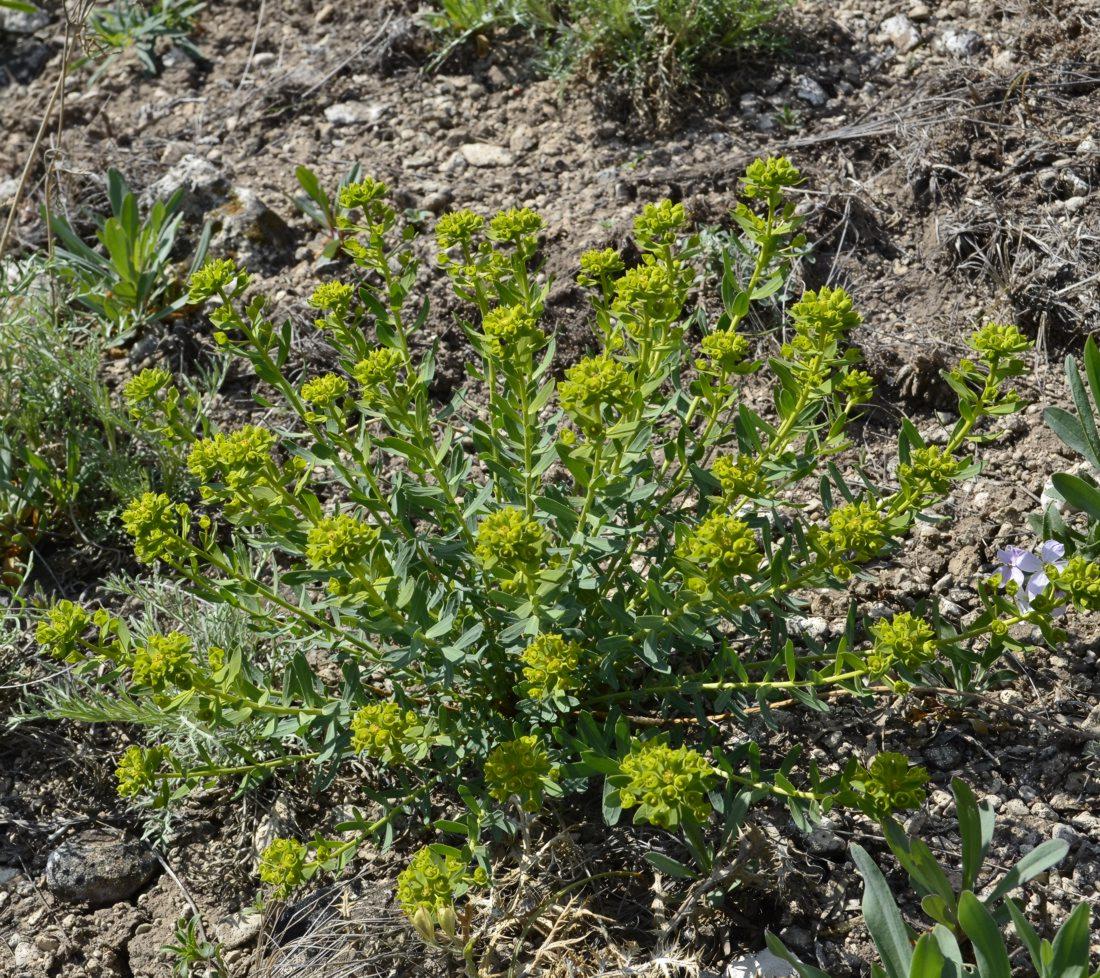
left=1050, top=474, right=1100, bottom=523
left=851, top=844, right=912, bottom=978
left=910, top=934, right=946, bottom=978
left=958, top=891, right=1011, bottom=978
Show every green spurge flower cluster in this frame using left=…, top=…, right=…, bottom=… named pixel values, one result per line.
left=616, top=741, right=716, bottom=830
left=36, top=159, right=1099, bottom=944
left=483, top=736, right=558, bottom=811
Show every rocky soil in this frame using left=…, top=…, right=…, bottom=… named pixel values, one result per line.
left=1, top=0, right=1099, bottom=974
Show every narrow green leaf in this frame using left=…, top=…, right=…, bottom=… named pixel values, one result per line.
left=1004, top=898, right=1043, bottom=975
left=764, top=933, right=834, bottom=978
left=952, top=778, right=992, bottom=892
left=1044, top=407, right=1099, bottom=467
left=643, top=851, right=696, bottom=879
left=1066, top=355, right=1100, bottom=464
left=1050, top=901, right=1092, bottom=975
left=985, top=838, right=1068, bottom=906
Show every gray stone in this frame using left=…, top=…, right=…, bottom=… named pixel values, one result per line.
left=803, top=819, right=846, bottom=856
left=214, top=910, right=263, bottom=949
left=323, top=101, right=385, bottom=126
left=793, top=75, right=828, bottom=107
left=0, top=4, right=49, bottom=34
left=142, top=154, right=230, bottom=220
left=459, top=143, right=515, bottom=168
left=881, top=14, right=921, bottom=53
left=209, top=186, right=294, bottom=269
left=1052, top=823, right=1082, bottom=847
left=924, top=736, right=963, bottom=771
left=45, top=832, right=158, bottom=906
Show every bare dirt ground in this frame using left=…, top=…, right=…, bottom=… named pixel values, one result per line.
left=1, top=0, right=1099, bottom=974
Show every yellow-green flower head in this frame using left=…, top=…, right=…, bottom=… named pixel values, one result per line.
left=435, top=209, right=485, bottom=249
left=396, top=846, right=470, bottom=920
left=339, top=177, right=389, bottom=210
left=558, top=353, right=632, bottom=431
left=475, top=507, right=546, bottom=568
left=187, top=426, right=277, bottom=485
left=710, top=455, right=765, bottom=500
left=857, top=752, right=929, bottom=819
left=488, top=207, right=544, bottom=243
left=306, top=513, right=378, bottom=569
left=1051, top=555, right=1100, bottom=612
left=481, top=304, right=543, bottom=356
left=521, top=633, right=584, bottom=699
left=700, top=328, right=750, bottom=373
left=742, top=156, right=802, bottom=200
left=633, top=199, right=687, bottom=250
left=350, top=702, right=419, bottom=761
left=619, top=740, right=715, bottom=830
left=678, top=513, right=763, bottom=578
left=116, top=744, right=171, bottom=799
left=839, top=368, right=874, bottom=405
left=189, top=258, right=249, bottom=303
left=131, top=631, right=194, bottom=691
left=969, top=322, right=1030, bottom=361
left=790, top=286, right=861, bottom=342
left=352, top=348, right=404, bottom=404
left=36, top=600, right=91, bottom=661
left=484, top=735, right=557, bottom=811
left=123, top=367, right=172, bottom=409
left=309, top=281, right=355, bottom=314
left=577, top=247, right=624, bottom=289
left=300, top=373, right=349, bottom=408
left=612, top=261, right=684, bottom=323
left=867, top=612, right=936, bottom=675
left=122, top=492, right=190, bottom=563
left=258, top=838, right=309, bottom=899
left=898, top=445, right=963, bottom=495
left=821, top=500, right=889, bottom=563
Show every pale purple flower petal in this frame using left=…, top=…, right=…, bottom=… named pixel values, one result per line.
left=1025, top=570, right=1049, bottom=597
left=1040, top=540, right=1066, bottom=566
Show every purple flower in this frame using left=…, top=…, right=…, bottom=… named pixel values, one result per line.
left=995, top=540, right=1067, bottom=613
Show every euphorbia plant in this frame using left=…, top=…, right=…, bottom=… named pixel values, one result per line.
left=34, top=159, right=1091, bottom=951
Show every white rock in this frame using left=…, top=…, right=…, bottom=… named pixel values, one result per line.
left=324, top=101, right=385, bottom=126
left=940, top=27, right=983, bottom=57
left=13, top=942, right=40, bottom=970
left=725, top=948, right=796, bottom=978
left=460, top=143, right=515, bottom=168
left=880, top=14, right=921, bottom=53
